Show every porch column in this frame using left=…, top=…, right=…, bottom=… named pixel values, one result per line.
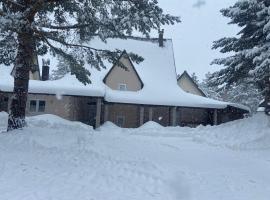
left=149, top=107, right=153, bottom=121
left=213, top=109, right=218, bottom=126
left=104, top=104, right=109, bottom=122
left=95, top=98, right=102, bottom=128
left=171, top=107, right=177, bottom=126
left=139, top=106, right=145, bottom=126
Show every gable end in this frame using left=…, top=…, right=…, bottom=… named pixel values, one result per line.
left=103, top=51, right=144, bottom=91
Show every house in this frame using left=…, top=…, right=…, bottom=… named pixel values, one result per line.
left=177, top=71, right=206, bottom=97
left=0, top=36, right=250, bottom=128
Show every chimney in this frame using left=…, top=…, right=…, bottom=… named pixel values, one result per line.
left=42, top=59, right=50, bottom=81
left=159, top=29, right=164, bottom=47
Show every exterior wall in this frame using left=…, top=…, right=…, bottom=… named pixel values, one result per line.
left=1, top=91, right=246, bottom=129
left=217, top=107, right=245, bottom=124
left=178, top=75, right=204, bottom=96
left=26, top=94, right=72, bottom=120
left=25, top=94, right=98, bottom=125
left=104, top=104, right=172, bottom=128
left=104, top=56, right=143, bottom=91
left=0, top=92, right=9, bottom=112
left=104, top=103, right=212, bottom=128
left=151, top=106, right=170, bottom=126
left=177, top=107, right=210, bottom=127
left=105, top=103, right=140, bottom=128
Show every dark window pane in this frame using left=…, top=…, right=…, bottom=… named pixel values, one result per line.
left=116, top=116, right=125, bottom=127
left=38, top=101, right=46, bottom=112
left=30, top=101, right=37, bottom=112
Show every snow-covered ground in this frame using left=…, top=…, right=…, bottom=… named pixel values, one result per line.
left=0, top=112, right=270, bottom=200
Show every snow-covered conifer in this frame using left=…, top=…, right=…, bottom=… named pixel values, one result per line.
left=211, top=0, right=270, bottom=104
left=0, top=0, right=180, bottom=130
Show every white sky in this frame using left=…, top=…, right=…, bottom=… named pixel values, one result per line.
left=157, top=0, right=238, bottom=79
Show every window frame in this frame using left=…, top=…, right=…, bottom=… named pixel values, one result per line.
left=29, top=100, right=46, bottom=113
left=118, top=83, right=127, bottom=91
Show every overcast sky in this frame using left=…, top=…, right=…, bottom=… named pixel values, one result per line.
left=157, top=0, right=238, bottom=79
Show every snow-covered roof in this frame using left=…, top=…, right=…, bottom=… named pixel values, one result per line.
left=0, top=38, right=249, bottom=111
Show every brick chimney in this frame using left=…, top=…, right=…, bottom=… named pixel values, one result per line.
left=159, top=29, right=164, bottom=47
left=42, top=59, right=50, bottom=81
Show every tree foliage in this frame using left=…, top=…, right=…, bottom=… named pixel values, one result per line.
left=0, top=0, right=180, bottom=131
left=211, top=0, right=270, bottom=95
left=199, top=72, right=263, bottom=113
left=0, top=0, right=180, bottom=84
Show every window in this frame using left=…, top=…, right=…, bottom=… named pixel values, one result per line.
left=38, top=101, right=46, bottom=112
left=29, top=100, right=37, bottom=112
left=29, top=100, right=46, bottom=112
left=118, top=83, right=127, bottom=91
left=116, top=116, right=125, bottom=127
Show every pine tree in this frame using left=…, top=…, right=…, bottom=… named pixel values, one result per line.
left=50, top=57, right=70, bottom=80
left=0, top=0, right=180, bottom=131
left=211, top=0, right=270, bottom=106
left=191, top=72, right=199, bottom=85
left=201, top=73, right=263, bottom=113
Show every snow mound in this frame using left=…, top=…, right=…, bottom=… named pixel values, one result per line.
left=140, top=121, right=164, bottom=130
left=0, top=114, right=93, bottom=149
left=194, top=114, right=270, bottom=150
left=130, top=121, right=194, bottom=137
left=99, top=121, right=121, bottom=132
left=27, top=114, right=93, bottom=132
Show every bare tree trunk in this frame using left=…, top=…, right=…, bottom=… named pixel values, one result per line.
left=7, top=32, right=35, bottom=131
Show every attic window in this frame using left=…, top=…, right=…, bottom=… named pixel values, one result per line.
left=118, top=83, right=127, bottom=91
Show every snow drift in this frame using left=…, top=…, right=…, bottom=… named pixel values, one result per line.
left=194, top=114, right=270, bottom=150
left=0, top=113, right=270, bottom=200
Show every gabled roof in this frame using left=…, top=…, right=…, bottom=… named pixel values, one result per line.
left=103, top=50, right=144, bottom=88
left=177, top=71, right=206, bottom=97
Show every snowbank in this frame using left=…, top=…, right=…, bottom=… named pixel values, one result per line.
left=0, top=114, right=93, bottom=149
left=194, top=114, right=270, bottom=150
left=27, top=114, right=93, bottom=132
left=0, top=114, right=270, bottom=200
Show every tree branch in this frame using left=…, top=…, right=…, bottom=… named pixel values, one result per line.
left=36, top=29, right=117, bottom=54
left=2, top=0, right=25, bottom=8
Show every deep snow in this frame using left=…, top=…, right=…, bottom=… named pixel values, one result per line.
left=0, top=112, right=270, bottom=200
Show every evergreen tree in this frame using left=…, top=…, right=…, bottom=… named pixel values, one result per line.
left=50, top=57, right=70, bottom=80
left=191, top=72, right=199, bottom=85
left=211, top=0, right=270, bottom=105
left=0, top=0, right=180, bottom=131
left=200, top=72, right=223, bottom=101
left=201, top=73, right=263, bottom=113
